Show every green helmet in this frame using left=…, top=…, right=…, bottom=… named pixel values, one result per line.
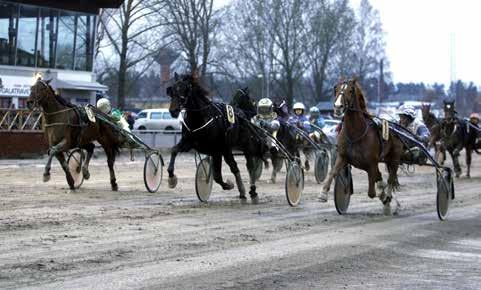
left=257, top=98, right=273, bottom=116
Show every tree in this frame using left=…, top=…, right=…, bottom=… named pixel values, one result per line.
left=99, top=0, right=166, bottom=108
left=266, top=0, right=310, bottom=108
left=307, top=0, right=356, bottom=102
left=160, top=0, right=220, bottom=78
left=352, top=0, right=386, bottom=86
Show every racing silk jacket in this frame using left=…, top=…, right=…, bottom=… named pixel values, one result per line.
left=111, top=108, right=131, bottom=132
left=288, top=114, right=311, bottom=132
left=309, top=116, right=325, bottom=131
left=252, top=112, right=280, bottom=134
left=404, top=118, right=430, bottom=145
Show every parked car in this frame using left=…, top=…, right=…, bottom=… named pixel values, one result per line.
left=133, top=109, right=181, bottom=131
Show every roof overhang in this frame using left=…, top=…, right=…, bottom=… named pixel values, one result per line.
left=8, top=0, right=124, bottom=14
left=56, top=79, right=108, bottom=92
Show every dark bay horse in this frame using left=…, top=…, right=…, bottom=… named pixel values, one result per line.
left=26, top=79, right=123, bottom=190
left=320, top=79, right=403, bottom=214
left=166, top=73, right=268, bottom=202
left=438, top=100, right=478, bottom=177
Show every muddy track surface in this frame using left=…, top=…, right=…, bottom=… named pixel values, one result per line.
left=1, top=153, right=481, bottom=289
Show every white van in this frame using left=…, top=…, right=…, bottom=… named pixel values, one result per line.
left=133, top=108, right=181, bottom=131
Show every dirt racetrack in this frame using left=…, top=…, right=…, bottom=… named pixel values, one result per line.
left=1, top=152, right=481, bottom=289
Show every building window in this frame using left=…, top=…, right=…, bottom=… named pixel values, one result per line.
left=74, top=15, right=95, bottom=71
left=37, top=8, right=57, bottom=68
left=0, top=1, right=96, bottom=72
left=0, top=2, right=18, bottom=65
left=56, top=11, right=75, bottom=70
left=16, top=5, right=38, bottom=67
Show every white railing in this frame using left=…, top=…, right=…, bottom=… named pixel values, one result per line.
left=131, top=129, right=182, bottom=149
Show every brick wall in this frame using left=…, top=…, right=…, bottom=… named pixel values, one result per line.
left=0, top=131, right=48, bottom=158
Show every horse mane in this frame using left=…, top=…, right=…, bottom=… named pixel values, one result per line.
left=230, top=88, right=256, bottom=119
left=352, top=80, right=369, bottom=113
left=54, top=92, right=75, bottom=108
left=188, top=74, right=210, bottom=99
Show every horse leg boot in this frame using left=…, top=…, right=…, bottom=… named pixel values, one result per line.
left=270, top=157, right=282, bottom=184
left=450, top=150, right=462, bottom=178
left=223, top=151, right=247, bottom=202
left=56, top=153, right=76, bottom=190
left=319, top=156, right=346, bottom=202
left=246, top=156, right=259, bottom=204
left=466, top=148, right=472, bottom=178
left=105, top=148, right=118, bottom=191
left=212, top=155, right=234, bottom=190
left=81, top=143, right=95, bottom=180
left=43, top=139, right=68, bottom=182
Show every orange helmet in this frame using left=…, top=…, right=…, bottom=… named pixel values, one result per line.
left=470, top=112, right=480, bottom=120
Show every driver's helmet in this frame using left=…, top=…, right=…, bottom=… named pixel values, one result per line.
left=257, top=98, right=273, bottom=116
left=470, top=112, right=480, bottom=121
left=293, top=102, right=305, bottom=115
left=397, top=104, right=416, bottom=119
left=309, top=106, right=320, bottom=118
left=97, top=98, right=112, bottom=114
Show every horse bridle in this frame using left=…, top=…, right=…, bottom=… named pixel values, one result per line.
left=334, top=81, right=359, bottom=116
left=334, top=81, right=370, bottom=144
left=29, top=80, right=51, bottom=109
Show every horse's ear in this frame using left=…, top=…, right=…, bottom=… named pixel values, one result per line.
left=45, top=79, right=52, bottom=85
left=174, top=72, right=179, bottom=81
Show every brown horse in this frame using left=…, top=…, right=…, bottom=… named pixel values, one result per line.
left=26, top=79, right=123, bottom=190
left=421, top=104, right=441, bottom=153
left=319, top=79, right=403, bottom=214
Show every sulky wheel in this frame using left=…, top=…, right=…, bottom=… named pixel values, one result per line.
left=334, top=165, right=353, bottom=215
left=195, top=157, right=213, bottom=202
left=436, top=167, right=454, bottom=221
left=285, top=161, right=304, bottom=206
left=144, top=151, right=163, bottom=193
left=314, top=149, right=330, bottom=184
left=67, top=149, right=85, bottom=189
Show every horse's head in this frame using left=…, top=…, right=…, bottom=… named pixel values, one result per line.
left=443, top=99, right=456, bottom=119
left=166, top=72, right=210, bottom=118
left=26, top=78, right=53, bottom=110
left=333, top=78, right=367, bottom=117
left=421, top=103, right=431, bottom=120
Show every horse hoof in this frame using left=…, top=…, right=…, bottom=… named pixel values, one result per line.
left=383, top=203, right=392, bottom=216
left=251, top=195, right=259, bottom=204
left=83, top=170, right=90, bottom=180
left=239, top=195, right=247, bottom=204
left=223, top=180, right=235, bottom=190
left=168, top=176, right=178, bottom=188
left=305, top=162, right=310, bottom=171
left=43, top=174, right=50, bottom=182
left=112, top=183, right=118, bottom=191
left=318, top=191, right=328, bottom=202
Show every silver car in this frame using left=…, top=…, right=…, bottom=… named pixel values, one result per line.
left=133, top=109, right=181, bottom=131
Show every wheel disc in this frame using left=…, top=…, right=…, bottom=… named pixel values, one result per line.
left=144, top=152, right=163, bottom=193
left=67, top=149, right=84, bottom=189
left=314, top=150, right=329, bottom=184
left=195, top=157, right=213, bottom=202
left=334, top=166, right=352, bottom=215
left=285, top=162, right=304, bottom=206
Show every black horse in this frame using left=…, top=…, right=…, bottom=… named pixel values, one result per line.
left=438, top=100, right=479, bottom=177
left=264, top=101, right=301, bottom=183
left=166, top=73, right=268, bottom=202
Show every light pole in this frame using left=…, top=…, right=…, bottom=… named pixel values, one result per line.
left=257, top=73, right=264, bottom=99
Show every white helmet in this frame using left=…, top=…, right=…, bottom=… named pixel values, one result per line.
left=97, top=98, right=112, bottom=114
left=257, top=98, right=273, bottom=116
left=397, top=104, right=416, bottom=119
left=293, top=102, right=305, bottom=111
left=309, top=106, right=320, bottom=113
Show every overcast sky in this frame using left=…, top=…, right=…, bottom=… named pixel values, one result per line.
left=216, top=0, right=481, bottom=87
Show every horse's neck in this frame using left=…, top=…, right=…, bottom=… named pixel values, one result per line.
left=185, top=96, right=212, bottom=121
left=42, top=94, right=66, bottom=114
left=344, top=110, right=366, bottom=133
